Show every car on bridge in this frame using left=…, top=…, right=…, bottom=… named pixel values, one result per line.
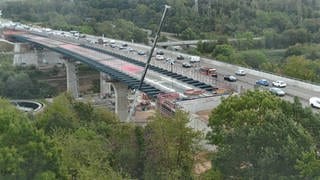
left=269, top=87, right=285, bottom=96
left=235, top=69, right=246, bottom=76
left=182, top=62, right=192, bottom=68
left=128, top=47, right=135, bottom=52
left=166, top=58, right=175, bottom=64
left=156, top=50, right=164, bottom=55
left=309, top=97, right=320, bottom=108
left=156, top=55, right=165, bottom=60
left=272, top=80, right=287, bottom=88
left=224, top=75, right=237, bottom=82
left=256, top=79, right=269, bottom=86
left=138, top=51, right=146, bottom=55
left=190, top=56, right=201, bottom=63
left=176, top=55, right=184, bottom=60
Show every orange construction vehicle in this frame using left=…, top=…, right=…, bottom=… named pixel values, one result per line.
left=199, top=67, right=217, bottom=77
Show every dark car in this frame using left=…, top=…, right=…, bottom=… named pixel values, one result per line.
left=138, top=51, right=146, bottom=55
left=177, top=55, right=184, bottom=60
left=256, top=79, right=269, bottom=86
left=224, top=75, right=237, bottom=82
left=156, top=50, right=164, bottom=55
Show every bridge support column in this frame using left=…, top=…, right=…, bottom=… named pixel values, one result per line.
left=64, top=58, right=79, bottom=98
left=100, top=72, right=112, bottom=98
left=13, top=43, right=39, bottom=66
left=112, top=81, right=129, bottom=122
left=13, top=43, right=22, bottom=66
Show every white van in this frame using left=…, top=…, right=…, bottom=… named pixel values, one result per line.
left=190, top=56, right=200, bottom=63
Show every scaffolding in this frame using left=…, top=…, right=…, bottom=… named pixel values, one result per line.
left=156, top=92, right=180, bottom=116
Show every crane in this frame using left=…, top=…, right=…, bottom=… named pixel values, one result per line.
left=126, top=5, right=171, bottom=122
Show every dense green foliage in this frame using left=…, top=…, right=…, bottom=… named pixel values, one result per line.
left=3, top=0, right=320, bottom=44
left=207, top=91, right=320, bottom=179
left=0, top=54, right=57, bottom=99
left=0, top=94, right=201, bottom=179
left=0, top=99, right=63, bottom=179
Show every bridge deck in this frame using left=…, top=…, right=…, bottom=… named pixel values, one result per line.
left=9, top=32, right=215, bottom=98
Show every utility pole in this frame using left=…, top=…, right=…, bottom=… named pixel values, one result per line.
left=126, top=5, right=171, bottom=122
left=167, top=59, right=175, bottom=89
left=194, top=0, right=199, bottom=14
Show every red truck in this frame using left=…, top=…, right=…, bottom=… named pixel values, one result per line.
left=199, top=67, right=218, bottom=77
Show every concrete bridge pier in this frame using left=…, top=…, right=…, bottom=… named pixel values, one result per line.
left=112, top=81, right=129, bottom=122
left=13, top=43, right=38, bottom=66
left=100, top=72, right=112, bottom=98
left=64, top=58, right=79, bottom=98
left=13, top=43, right=23, bottom=65
left=100, top=72, right=130, bottom=122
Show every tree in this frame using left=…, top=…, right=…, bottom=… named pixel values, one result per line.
left=108, top=125, right=144, bottom=178
left=0, top=99, right=63, bottom=179
left=180, top=27, right=198, bottom=40
left=237, top=50, right=267, bottom=69
left=52, top=128, right=122, bottom=179
left=207, top=91, right=318, bottom=179
left=295, top=151, right=320, bottom=178
left=36, top=94, right=79, bottom=134
left=143, top=111, right=201, bottom=180
left=280, top=28, right=311, bottom=47
left=212, top=44, right=235, bottom=57
left=4, top=72, right=34, bottom=99
left=263, top=29, right=280, bottom=49
left=283, top=56, right=318, bottom=82
left=197, top=41, right=216, bottom=54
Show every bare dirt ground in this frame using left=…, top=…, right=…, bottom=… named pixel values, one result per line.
left=194, top=152, right=212, bottom=175
left=196, top=109, right=212, bottom=123
left=39, top=66, right=100, bottom=94
left=134, top=110, right=156, bottom=124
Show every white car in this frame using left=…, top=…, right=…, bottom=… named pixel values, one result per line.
left=272, top=80, right=287, bottom=88
left=166, top=58, right=175, bottom=64
left=235, top=69, right=246, bottom=76
left=309, top=97, right=320, bottom=108
left=156, top=55, right=165, bottom=60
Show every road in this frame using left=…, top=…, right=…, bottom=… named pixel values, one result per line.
left=80, top=35, right=320, bottom=111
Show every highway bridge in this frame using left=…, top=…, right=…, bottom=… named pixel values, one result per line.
left=4, top=29, right=320, bottom=121
left=4, top=30, right=222, bottom=121
left=6, top=30, right=215, bottom=96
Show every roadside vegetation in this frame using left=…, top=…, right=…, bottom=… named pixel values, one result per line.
left=0, top=94, right=201, bottom=179
left=206, top=90, right=320, bottom=179
left=0, top=91, right=318, bottom=179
